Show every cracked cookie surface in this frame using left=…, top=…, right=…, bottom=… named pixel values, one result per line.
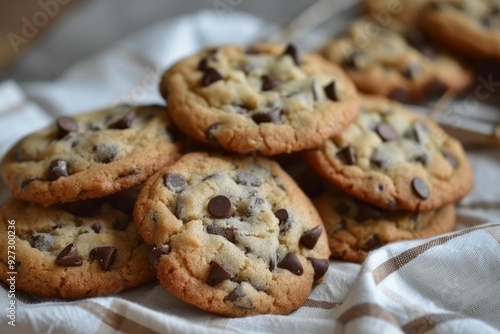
left=1, top=104, right=185, bottom=206
left=304, top=95, right=473, bottom=212
left=160, top=44, right=360, bottom=155
left=0, top=189, right=155, bottom=298
left=420, top=0, right=500, bottom=59
left=133, top=152, right=330, bottom=316
left=321, top=17, right=473, bottom=103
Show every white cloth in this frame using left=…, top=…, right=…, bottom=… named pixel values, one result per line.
left=1, top=10, right=500, bottom=334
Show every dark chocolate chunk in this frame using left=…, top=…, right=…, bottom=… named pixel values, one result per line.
left=21, top=176, right=39, bottom=188
left=268, top=258, right=275, bottom=271
left=93, top=143, right=119, bottom=163
left=362, top=235, right=384, bottom=252
left=283, top=44, right=301, bottom=66
left=47, top=159, right=69, bottom=181
left=376, top=123, right=397, bottom=142
left=443, top=151, right=459, bottom=169
left=198, top=54, right=216, bottom=71
left=208, top=195, right=236, bottom=219
left=201, top=67, right=223, bottom=86
left=261, top=75, right=281, bottom=91
left=336, top=145, right=356, bottom=165
left=56, top=116, right=78, bottom=139
left=356, top=203, right=382, bottom=221
left=323, top=81, right=338, bottom=101
left=406, top=29, right=436, bottom=59
left=149, top=245, right=170, bottom=267
left=109, top=110, right=135, bottom=129
left=89, top=246, right=117, bottom=271
left=389, top=88, right=410, bottom=103
left=252, top=108, right=283, bottom=124
left=205, top=123, right=221, bottom=146
left=274, top=209, right=289, bottom=233
left=307, top=257, right=329, bottom=282
left=91, top=223, right=101, bottom=233
left=55, top=243, right=82, bottom=266
left=411, top=177, right=430, bottom=199
left=277, top=253, right=303, bottom=275
left=300, top=226, right=323, bottom=249
left=164, top=173, right=187, bottom=193
left=224, top=285, right=254, bottom=309
left=207, top=261, right=232, bottom=286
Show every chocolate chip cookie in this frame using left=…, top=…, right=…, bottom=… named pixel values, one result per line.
left=304, top=95, right=473, bottom=212
left=363, top=0, right=430, bottom=26
left=1, top=105, right=185, bottom=206
left=0, top=190, right=155, bottom=298
left=420, top=0, right=500, bottom=59
left=160, top=44, right=360, bottom=155
left=321, top=17, right=473, bottom=103
left=292, top=168, right=455, bottom=263
left=133, top=152, right=330, bottom=316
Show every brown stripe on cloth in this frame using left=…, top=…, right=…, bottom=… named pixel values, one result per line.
left=402, top=313, right=467, bottom=334
left=372, top=224, right=499, bottom=285
left=76, top=300, right=161, bottom=334
left=337, top=303, right=398, bottom=326
left=303, top=299, right=341, bottom=310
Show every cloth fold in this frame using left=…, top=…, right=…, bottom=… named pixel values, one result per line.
left=1, top=9, right=499, bottom=334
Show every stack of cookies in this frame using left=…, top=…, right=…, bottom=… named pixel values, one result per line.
left=0, top=6, right=478, bottom=316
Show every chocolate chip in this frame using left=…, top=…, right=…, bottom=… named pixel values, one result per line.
left=362, top=235, right=383, bottom=252
left=165, top=126, right=182, bottom=142
left=403, top=63, right=420, bottom=80
left=208, top=195, right=236, bottom=219
left=201, top=67, right=223, bottom=86
left=224, top=285, right=254, bottom=309
left=47, top=159, right=69, bottom=181
left=443, top=151, right=459, bottom=169
left=207, top=225, right=236, bottom=243
left=277, top=253, right=303, bottom=275
left=426, top=80, right=446, bottom=98
left=274, top=209, right=289, bottom=233
left=207, top=261, right=232, bottom=286
left=91, top=223, right=101, bottom=233
left=336, top=145, right=356, bottom=165
left=356, top=203, right=382, bottom=221
left=323, top=81, right=338, bottom=101
left=268, top=258, right=275, bottom=271
left=56, top=116, right=78, bottom=139
left=389, top=88, right=410, bottom=103
left=370, top=157, right=386, bottom=170
left=89, top=246, right=117, bottom=271
left=55, top=243, right=82, bottom=266
left=411, top=177, right=430, bottom=199
left=236, top=171, right=263, bottom=187
left=198, top=55, right=216, bottom=71
left=252, top=108, right=282, bottom=124
left=205, top=123, right=221, bottom=146
left=164, top=173, right=187, bottom=193
left=93, top=143, right=119, bottom=163
left=149, top=245, right=170, bottom=267
left=376, top=123, right=397, bottom=142
left=335, top=202, right=350, bottom=216
left=300, top=226, right=323, bottom=249
left=283, top=44, right=301, bottom=66
left=307, top=258, right=329, bottom=282
left=21, top=176, right=39, bottom=188
left=109, top=110, right=135, bottom=129
left=261, top=75, right=281, bottom=91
